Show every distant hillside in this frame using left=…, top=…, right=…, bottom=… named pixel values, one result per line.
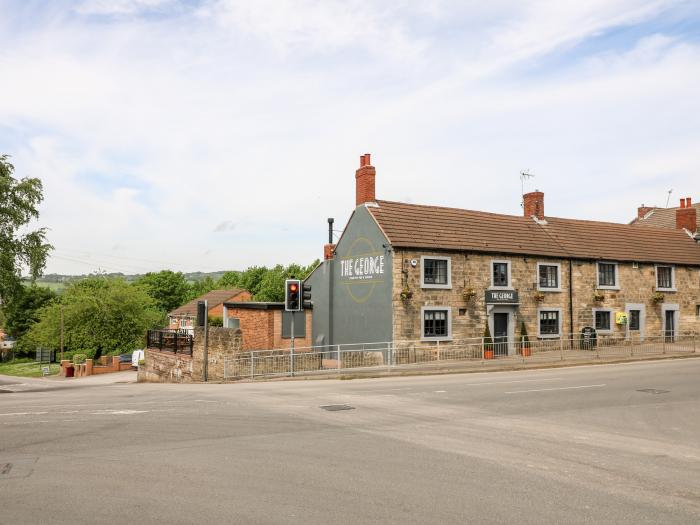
left=29, top=271, right=230, bottom=291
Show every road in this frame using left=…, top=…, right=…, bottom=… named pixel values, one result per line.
left=1, top=358, right=700, bottom=524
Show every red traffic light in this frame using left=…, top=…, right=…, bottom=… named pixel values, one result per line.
left=289, top=283, right=298, bottom=293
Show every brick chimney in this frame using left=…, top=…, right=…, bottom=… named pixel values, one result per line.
left=523, top=190, right=545, bottom=221
left=355, top=153, right=376, bottom=206
left=637, top=204, right=654, bottom=219
left=676, top=197, right=697, bottom=231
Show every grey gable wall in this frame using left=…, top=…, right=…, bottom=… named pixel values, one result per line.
left=306, top=205, right=393, bottom=347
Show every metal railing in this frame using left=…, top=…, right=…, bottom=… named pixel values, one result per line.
left=146, top=329, right=194, bottom=355
left=222, top=331, right=699, bottom=381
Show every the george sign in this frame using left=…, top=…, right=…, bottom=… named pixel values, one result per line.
left=485, top=290, right=519, bottom=305
left=339, top=236, right=386, bottom=304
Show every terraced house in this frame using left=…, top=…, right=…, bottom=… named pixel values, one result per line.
left=307, top=154, right=700, bottom=355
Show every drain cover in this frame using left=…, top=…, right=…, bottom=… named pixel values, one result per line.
left=320, top=404, right=355, bottom=411
left=1, top=463, right=12, bottom=477
left=0, top=389, right=11, bottom=394
left=637, top=389, right=670, bottom=394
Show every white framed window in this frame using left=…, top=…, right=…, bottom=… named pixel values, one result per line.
left=537, top=308, right=562, bottom=338
left=490, top=259, right=512, bottom=289
left=421, top=306, right=452, bottom=341
left=655, top=265, right=676, bottom=291
left=536, top=262, right=561, bottom=291
left=596, top=262, right=619, bottom=290
left=592, top=308, right=613, bottom=333
left=420, top=256, right=451, bottom=289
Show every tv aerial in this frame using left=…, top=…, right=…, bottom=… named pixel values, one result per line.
left=520, top=170, right=535, bottom=207
left=665, top=189, right=673, bottom=208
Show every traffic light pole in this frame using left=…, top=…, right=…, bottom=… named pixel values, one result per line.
left=290, top=313, right=295, bottom=377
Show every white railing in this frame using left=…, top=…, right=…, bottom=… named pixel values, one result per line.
left=222, top=331, right=699, bottom=381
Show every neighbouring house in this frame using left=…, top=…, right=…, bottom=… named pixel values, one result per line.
left=631, top=198, right=700, bottom=237
left=305, top=153, right=700, bottom=356
left=221, top=302, right=312, bottom=351
left=168, top=289, right=251, bottom=330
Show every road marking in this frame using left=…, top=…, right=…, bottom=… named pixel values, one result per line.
left=434, top=390, right=447, bottom=393
left=504, top=384, right=606, bottom=394
left=0, top=412, right=49, bottom=417
left=459, top=378, right=563, bottom=387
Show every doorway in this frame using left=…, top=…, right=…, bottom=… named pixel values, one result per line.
left=664, top=310, right=675, bottom=342
left=493, top=312, right=509, bottom=357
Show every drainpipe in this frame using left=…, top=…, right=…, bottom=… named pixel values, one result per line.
left=569, top=259, right=574, bottom=338
left=327, top=218, right=334, bottom=348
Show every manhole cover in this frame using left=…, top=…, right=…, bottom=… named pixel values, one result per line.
left=1, top=463, right=13, bottom=477
left=320, top=404, right=355, bottom=412
left=637, top=389, right=670, bottom=394
left=0, top=389, right=11, bottom=394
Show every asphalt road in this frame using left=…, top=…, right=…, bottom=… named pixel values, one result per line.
left=1, top=358, right=700, bottom=524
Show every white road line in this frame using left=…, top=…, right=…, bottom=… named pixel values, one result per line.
left=504, top=384, right=606, bottom=394
left=0, top=412, right=49, bottom=417
left=461, top=378, right=563, bottom=387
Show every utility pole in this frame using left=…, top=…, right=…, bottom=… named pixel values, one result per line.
left=203, top=299, right=209, bottom=382
left=60, top=304, right=64, bottom=362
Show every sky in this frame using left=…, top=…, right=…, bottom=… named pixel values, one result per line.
left=1, top=0, right=699, bottom=276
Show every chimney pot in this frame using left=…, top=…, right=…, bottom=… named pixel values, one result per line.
left=676, top=204, right=697, bottom=231
left=687, top=197, right=692, bottom=208
left=680, top=198, right=686, bottom=208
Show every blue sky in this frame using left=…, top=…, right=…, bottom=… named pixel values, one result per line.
left=1, top=0, right=699, bottom=275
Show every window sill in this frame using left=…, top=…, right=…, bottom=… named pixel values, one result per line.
left=421, top=336, right=452, bottom=342
left=537, top=288, right=562, bottom=293
left=421, top=284, right=452, bottom=290
left=656, top=288, right=676, bottom=293
left=538, top=334, right=560, bottom=339
left=595, top=329, right=613, bottom=334
left=596, top=286, right=620, bottom=291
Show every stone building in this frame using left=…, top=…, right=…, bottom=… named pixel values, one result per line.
left=306, top=154, right=700, bottom=355
left=632, top=197, right=700, bottom=236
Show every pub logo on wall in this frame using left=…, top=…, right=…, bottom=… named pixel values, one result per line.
left=339, top=236, right=386, bottom=303
left=485, top=290, right=519, bottom=304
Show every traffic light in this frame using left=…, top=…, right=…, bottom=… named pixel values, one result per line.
left=302, top=282, right=312, bottom=310
left=285, top=279, right=301, bottom=311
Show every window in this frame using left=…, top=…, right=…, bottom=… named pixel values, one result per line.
left=491, top=260, right=511, bottom=288
left=597, top=262, right=618, bottom=289
left=421, top=256, right=451, bottom=289
left=656, top=265, right=675, bottom=291
left=628, top=310, right=640, bottom=331
left=421, top=307, right=452, bottom=340
left=539, top=310, right=560, bottom=336
left=594, top=310, right=611, bottom=331
left=537, top=263, right=560, bottom=290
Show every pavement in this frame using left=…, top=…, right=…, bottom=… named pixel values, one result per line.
left=1, top=358, right=700, bottom=524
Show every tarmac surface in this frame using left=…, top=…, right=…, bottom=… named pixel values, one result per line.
left=1, top=359, right=700, bottom=524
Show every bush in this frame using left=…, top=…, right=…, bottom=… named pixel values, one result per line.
left=207, top=316, right=223, bottom=327
left=72, top=353, right=87, bottom=364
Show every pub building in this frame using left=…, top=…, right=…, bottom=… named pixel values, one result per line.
left=306, top=154, right=700, bottom=356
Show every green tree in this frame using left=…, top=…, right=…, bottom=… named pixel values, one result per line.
left=0, top=155, right=52, bottom=303
left=21, top=276, right=161, bottom=358
left=134, top=270, right=189, bottom=312
left=2, top=285, right=57, bottom=338
left=217, top=271, right=242, bottom=288
left=185, top=276, right=217, bottom=301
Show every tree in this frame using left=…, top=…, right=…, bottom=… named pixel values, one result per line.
left=134, top=270, right=189, bottom=313
left=185, top=276, right=217, bottom=301
left=2, top=285, right=57, bottom=339
left=21, top=276, right=161, bottom=358
left=0, top=155, right=52, bottom=303
left=217, top=271, right=242, bottom=288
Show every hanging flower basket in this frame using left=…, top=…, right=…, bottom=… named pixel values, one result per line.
left=592, top=292, right=605, bottom=302
left=533, top=291, right=545, bottom=302
left=462, top=288, right=476, bottom=301
left=400, top=287, right=413, bottom=302
left=651, top=291, right=665, bottom=304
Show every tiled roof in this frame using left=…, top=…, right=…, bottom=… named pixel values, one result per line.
left=368, top=200, right=700, bottom=266
left=630, top=203, right=700, bottom=231
left=169, top=289, right=247, bottom=317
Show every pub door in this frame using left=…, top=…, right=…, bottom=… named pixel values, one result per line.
left=664, top=310, right=675, bottom=342
left=493, top=312, right=509, bottom=357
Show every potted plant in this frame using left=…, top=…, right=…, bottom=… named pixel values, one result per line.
left=651, top=291, right=665, bottom=304
left=400, top=286, right=413, bottom=302
left=520, top=321, right=531, bottom=357
left=592, top=291, right=605, bottom=302
left=533, top=291, right=545, bottom=302
left=483, top=324, right=494, bottom=359
left=462, top=287, right=476, bottom=301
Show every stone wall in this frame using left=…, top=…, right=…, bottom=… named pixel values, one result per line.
left=139, top=327, right=243, bottom=383
left=393, top=249, right=700, bottom=342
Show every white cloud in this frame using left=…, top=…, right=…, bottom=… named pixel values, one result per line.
left=0, top=1, right=698, bottom=274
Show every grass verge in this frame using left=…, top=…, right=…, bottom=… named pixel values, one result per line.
left=0, top=358, right=60, bottom=377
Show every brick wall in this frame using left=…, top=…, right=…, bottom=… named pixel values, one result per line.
left=272, top=310, right=312, bottom=349
left=393, top=249, right=700, bottom=342
left=227, top=308, right=275, bottom=350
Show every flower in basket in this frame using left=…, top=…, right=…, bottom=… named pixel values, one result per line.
left=651, top=291, right=665, bottom=303
left=533, top=291, right=545, bottom=302
left=462, top=287, right=476, bottom=301
left=400, top=286, right=413, bottom=301
left=592, top=291, right=605, bottom=302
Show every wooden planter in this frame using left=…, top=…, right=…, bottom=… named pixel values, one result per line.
left=484, top=349, right=494, bottom=360
left=521, top=348, right=531, bottom=357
